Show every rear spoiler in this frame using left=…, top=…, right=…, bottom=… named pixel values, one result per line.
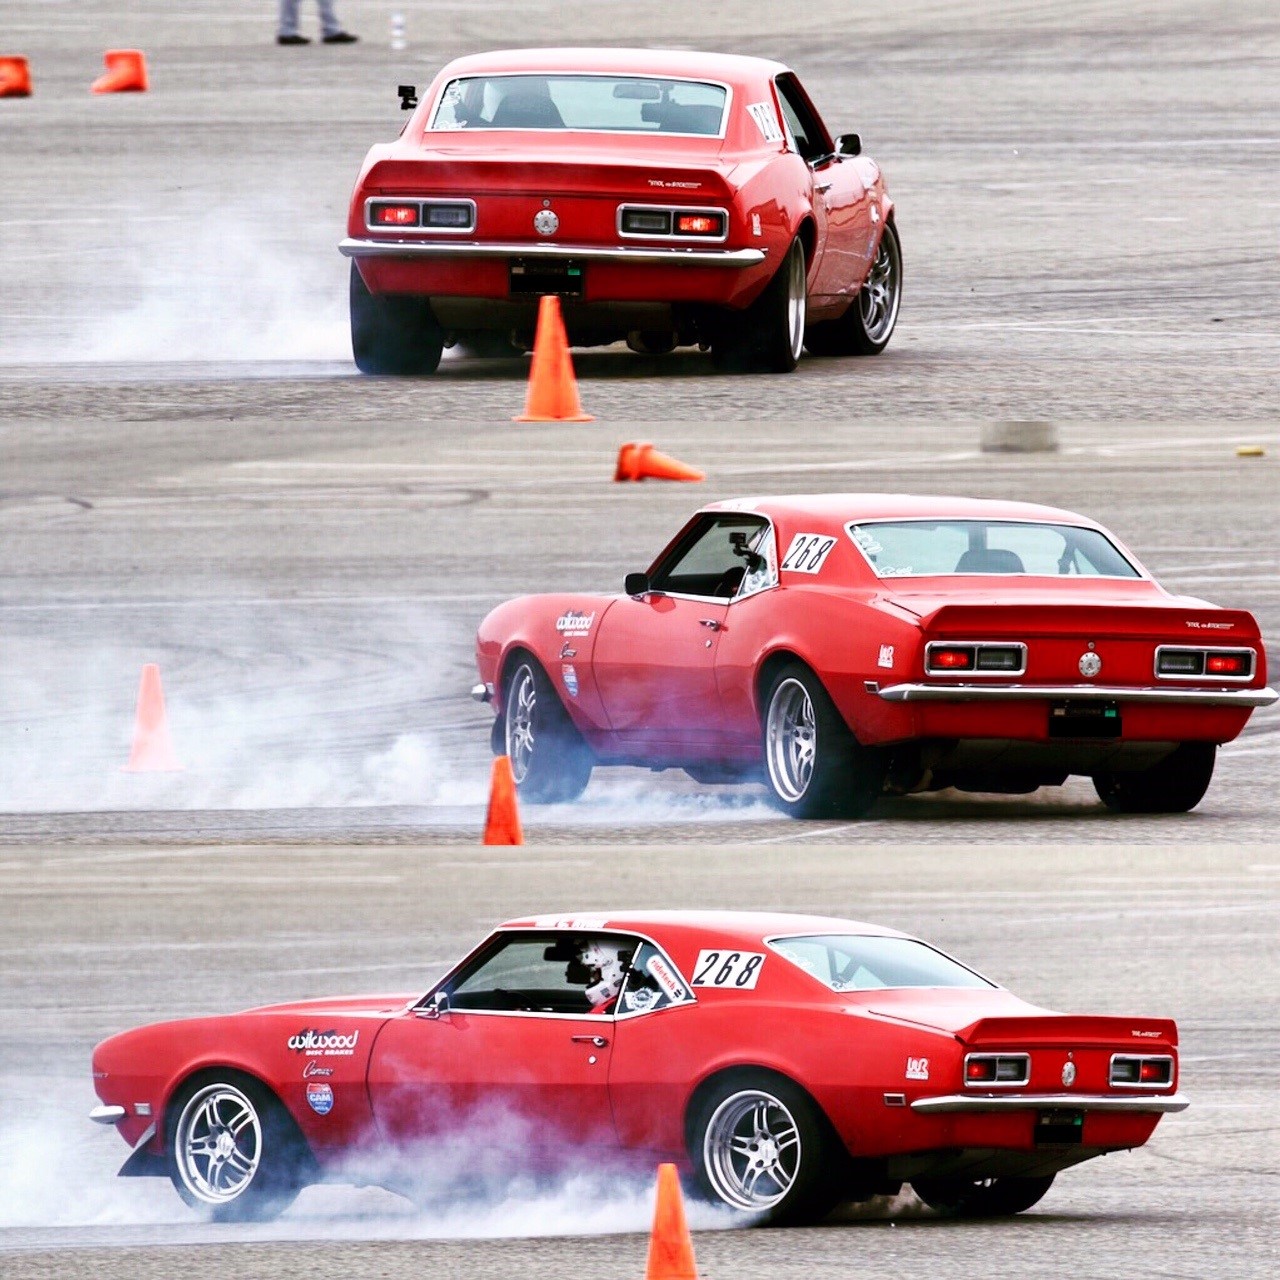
left=924, top=603, right=1260, bottom=642
left=963, top=1015, right=1178, bottom=1047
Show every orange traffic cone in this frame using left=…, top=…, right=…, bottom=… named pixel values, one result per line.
left=0, top=56, right=33, bottom=98
left=644, top=1163, right=700, bottom=1280
left=123, top=664, right=183, bottom=772
left=614, top=441, right=705, bottom=483
left=482, top=755, right=524, bottom=845
left=91, top=49, right=148, bottom=94
left=514, top=295, right=593, bottom=422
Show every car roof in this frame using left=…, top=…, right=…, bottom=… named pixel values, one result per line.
left=435, top=47, right=791, bottom=86
left=499, top=909, right=908, bottom=944
left=704, top=493, right=1106, bottom=529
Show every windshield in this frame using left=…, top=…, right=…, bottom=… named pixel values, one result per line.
left=769, top=934, right=995, bottom=992
left=430, top=74, right=728, bottom=135
left=846, top=519, right=1142, bottom=579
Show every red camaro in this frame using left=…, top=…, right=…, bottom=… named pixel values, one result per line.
left=340, top=48, right=900, bottom=373
left=90, top=911, right=1187, bottom=1223
left=473, top=494, right=1276, bottom=816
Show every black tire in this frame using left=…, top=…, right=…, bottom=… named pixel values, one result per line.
left=502, top=656, right=593, bottom=803
left=761, top=662, right=884, bottom=818
left=689, top=1072, right=841, bottom=1225
left=626, top=330, right=678, bottom=355
left=349, top=262, right=444, bottom=375
left=713, top=237, right=807, bottom=373
left=911, top=1173, right=1055, bottom=1218
left=804, top=220, right=902, bottom=357
left=166, top=1072, right=312, bottom=1222
left=1092, top=742, right=1216, bottom=813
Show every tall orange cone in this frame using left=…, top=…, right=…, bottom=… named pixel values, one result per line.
left=514, top=295, right=593, bottom=422
left=123, top=664, right=183, bottom=772
left=482, top=755, right=524, bottom=845
left=0, top=56, right=33, bottom=98
left=644, top=1163, right=700, bottom=1280
left=91, top=49, right=149, bottom=94
left=614, top=441, right=705, bottom=483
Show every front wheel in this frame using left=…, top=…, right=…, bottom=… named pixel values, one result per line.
left=1092, top=742, right=1216, bottom=813
left=690, top=1074, right=839, bottom=1225
left=762, top=663, right=884, bottom=818
left=713, top=237, right=806, bottom=373
left=911, top=1173, right=1055, bottom=1217
left=349, top=263, right=444, bottom=375
left=503, top=657, right=593, bottom=803
left=804, top=221, right=902, bottom=356
left=167, top=1074, right=311, bottom=1222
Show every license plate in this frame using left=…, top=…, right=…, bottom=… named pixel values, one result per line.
left=509, top=259, right=585, bottom=298
left=1048, top=700, right=1121, bottom=739
left=1035, top=1108, right=1084, bottom=1144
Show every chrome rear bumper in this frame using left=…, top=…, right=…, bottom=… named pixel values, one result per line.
left=912, top=1091, right=1189, bottom=1114
left=876, top=683, right=1277, bottom=708
left=340, top=237, right=766, bottom=267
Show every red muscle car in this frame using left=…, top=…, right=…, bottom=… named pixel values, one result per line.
left=340, top=48, right=900, bottom=373
left=90, top=911, right=1187, bottom=1223
left=473, top=494, right=1276, bottom=816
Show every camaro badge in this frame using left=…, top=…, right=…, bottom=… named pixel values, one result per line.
left=1078, top=651, right=1102, bottom=677
left=533, top=209, right=559, bottom=236
left=1062, top=1060, right=1077, bottom=1087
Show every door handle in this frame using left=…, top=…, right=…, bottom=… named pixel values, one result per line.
left=814, top=181, right=833, bottom=194
left=571, top=1034, right=609, bottom=1047
left=699, top=619, right=722, bottom=630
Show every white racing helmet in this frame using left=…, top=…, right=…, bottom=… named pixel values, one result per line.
left=577, top=939, right=627, bottom=1005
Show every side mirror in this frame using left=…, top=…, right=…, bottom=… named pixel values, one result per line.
left=836, top=132, right=861, bottom=157
left=624, top=572, right=650, bottom=597
left=398, top=84, right=418, bottom=111
left=418, top=990, right=449, bottom=1019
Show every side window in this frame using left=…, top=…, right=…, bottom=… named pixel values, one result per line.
left=774, top=75, right=831, bottom=163
left=618, top=941, right=695, bottom=1016
left=649, top=514, right=775, bottom=599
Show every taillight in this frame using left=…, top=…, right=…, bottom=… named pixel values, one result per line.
left=964, top=1053, right=1030, bottom=1086
left=422, top=201, right=474, bottom=229
left=926, top=642, right=1027, bottom=676
left=1110, top=1054, right=1173, bottom=1088
left=620, top=208, right=672, bottom=235
left=1155, top=646, right=1254, bottom=680
left=618, top=205, right=727, bottom=240
left=365, top=198, right=475, bottom=233
left=371, top=202, right=419, bottom=227
left=674, top=212, right=725, bottom=236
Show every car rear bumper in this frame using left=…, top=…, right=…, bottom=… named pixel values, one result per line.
left=875, top=683, right=1277, bottom=708
left=911, top=1091, right=1189, bottom=1114
left=340, top=238, right=767, bottom=268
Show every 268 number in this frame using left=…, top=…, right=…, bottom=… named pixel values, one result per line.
left=692, top=949, right=765, bottom=989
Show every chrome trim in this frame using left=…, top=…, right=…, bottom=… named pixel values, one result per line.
left=339, top=237, right=766, bottom=266
left=90, top=1104, right=127, bottom=1124
left=1109, top=1052, right=1175, bottom=1088
left=471, top=682, right=491, bottom=703
left=911, top=1091, right=1189, bottom=1114
left=617, top=203, right=729, bottom=244
left=925, top=641, right=1028, bottom=678
left=877, top=683, right=1278, bottom=707
left=1155, top=644, right=1257, bottom=682
left=963, top=1051, right=1030, bottom=1088
left=363, top=196, right=477, bottom=235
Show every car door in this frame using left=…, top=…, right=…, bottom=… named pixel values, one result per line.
left=591, top=513, right=772, bottom=751
left=366, top=931, right=625, bottom=1155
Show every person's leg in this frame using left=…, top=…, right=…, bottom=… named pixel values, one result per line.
left=277, top=0, right=302, bottom=38
left=316, top=0, right=345, bottom=38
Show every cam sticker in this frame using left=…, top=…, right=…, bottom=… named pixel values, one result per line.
left=562, top=664, right=579, bottom=697
left=691, top=949, right=765, bottom=989
left=746, top=101, right=784, bottom=144
left=905, top=1056, right=929, bottom=1081
left=287, top=1028, right=359, bottom=1056
left=556, top=610, right=595, bottom=636
left=878, top=645, right=895, bottom=669
left=781, top=533, right=837, bottom=574
left=306, top=1082, right=335, bottom=1115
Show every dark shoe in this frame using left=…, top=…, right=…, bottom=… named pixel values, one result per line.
left=276, top=34, right=310, bottom=45
left=322, top=31, right=359, bottom=43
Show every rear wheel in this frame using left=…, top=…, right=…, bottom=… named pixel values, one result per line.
left=804, top=221, right=902, bottom=356
left=503, top=657, right=593, bottom=803
left=349, top=263, right=444, bottom=374
left=911, top=1173, right=1055, bottom=1217
left=762, top=663, right=884, bottom=818
left=1092, top=742, right=1216, bottom=813
left=713, top=238, right=806, bottom=373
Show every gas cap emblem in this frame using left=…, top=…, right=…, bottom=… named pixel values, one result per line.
left=1062, top=1060, right=1077, bottom=1087
left=1078, top=651, right=1102, bottom=678
left=533, top=208, right=559, bottom=236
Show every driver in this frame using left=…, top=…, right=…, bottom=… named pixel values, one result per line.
left=568, top=939, right=630, bottom=1013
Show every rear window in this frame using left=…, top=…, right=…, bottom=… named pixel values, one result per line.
left=846, top=519, right=1141, bottom=579
left=769, top=934, right=994, bottom=992
left=431, top=74, right=728, bottom=135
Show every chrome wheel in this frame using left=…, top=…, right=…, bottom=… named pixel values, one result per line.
left=703, top=1089, right=802, bottom=1212
left=504, top=662, right=538, bottom=784
left=766, top=677, right=815, bottom=803
left=173, top=1082, right=262, bottom=1206
left=858, top=224, right=901, bottom=345
left=785, top=244, right=807, bottom=363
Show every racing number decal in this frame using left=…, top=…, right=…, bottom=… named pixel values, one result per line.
left=691, top=949, right=766, bottom=989
left=781, top=533, right=837, bottom=575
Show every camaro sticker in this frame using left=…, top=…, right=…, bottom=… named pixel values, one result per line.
left=905, top=1056, right=929, bottom=1081
left=306, top=1082, right=335, bottom=1115
left=556, top=610, right=595, bottom=636
left=691, top=949, right=765, bottom=989
left=746, top=101, right=784, bottom=144
left=287, top=1028, right=359, bottom=1056
left=781, top=533, right=837, bottom=574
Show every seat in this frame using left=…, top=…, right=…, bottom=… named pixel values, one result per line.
left=490, top=88, right=564, bottom=129
left=954, top=548, right=1025, bottom=574
left=659, top=103, right=723, bottom=135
